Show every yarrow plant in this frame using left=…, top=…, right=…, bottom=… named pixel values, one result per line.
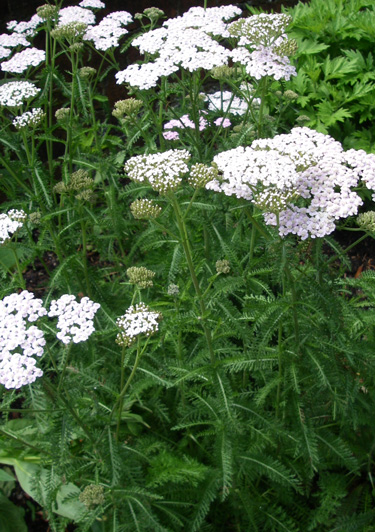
left=1, top=2, right=375, bottom=532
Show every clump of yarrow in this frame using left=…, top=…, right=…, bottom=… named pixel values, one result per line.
left=124, top=149, right=191, bottom=193
left=116, top=303, right=161, bottom=347
left=48, top=295, right=100, bottom=345
left=206, top=127, right=375, bottom=239
left=0, top=209, right=26, bottom=244
left=0, top=291, right=47, bottom=389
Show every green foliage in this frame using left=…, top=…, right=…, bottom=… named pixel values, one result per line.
left=284, top=0, right=375, bottom=149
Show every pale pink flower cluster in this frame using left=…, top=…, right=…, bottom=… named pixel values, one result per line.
left=116, top=5, right=241, bottom=89
left=1, top=47, right=45, bottom=73
left=0, top=81, right=40, bottom=107
left=214, top=117, right=231, bottom=128
left=48, top=295, right=100, bottom=345
left=0, top=209, right=26, bottom=244
left=231, top=46, right=296, bottom=81
left=207, top=127, right=375, bottom=239
left=0, top=291, right=47, bottom=389
left=124, top=149, right=191, bottom=193
left=84, top=11, right=132, bottom=51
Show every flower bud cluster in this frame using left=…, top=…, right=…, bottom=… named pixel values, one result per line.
left=55, top=108, right=70, bottom=121
left=126, top=266, right=155, bottom=289
left=79, top=66, right=97, bottom=79
left=130, top=199, right=162, bottom=219
left=189, top=163, right=218, bottom=188
left=54, top=170, right=94, bottom=200
left=124, top=150, right=191, bottom=194
left=167, top=283, right=179, bottom=296
left=79, top=485, right=105, bottom=509
left=112, top=98, right=143, bottom=119
left=116, top=303, right=161, bottom=347
left=228, top=13, right=292, bottom=47
left=357, top=211, right=375, bottom=232
left=51, top=22, right=88, bottom=41
left=36, top=4, right=58, bottom=20
left=48, top=295, right=100, bottom=345
left=143, top=7, right=165, bottom=21
left=216, top=259, right=230, bottom=274
left=0, top=291, right=47, bottom=389
left=0, top=209, right=26, bottom=244
left=13, top=108, right=45, bottom=129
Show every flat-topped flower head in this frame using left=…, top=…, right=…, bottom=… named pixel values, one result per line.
left=48, top=295, right=100, bottom=345
left=124, top=149, right=191, bottom=194
left=79, top=0, right=105, bottom=9
left=7, top=14, right=42, bottom=37
left=58, top=6, right=96, bottom=27
left=204, top=90, right=250, bottom=116
left=0, top=290, right=47, bottom=389
left=84, top=11, right=132, bottom=51
left=229, top=13, right=292, bottom=47
left=13, top=108, right=45, bottom=129
left=0, top=81, right=40, bottom=107
left=0, top=209, right=26, bottom=244
left=115, top=6, right=240, bottom=89
left=1, top=48, right=45, bottom=73
left=207, top=127, right=375, bottom=239
left=116, top=302, right=161, bottom=347
left=0, top=33, right=30, bottom=49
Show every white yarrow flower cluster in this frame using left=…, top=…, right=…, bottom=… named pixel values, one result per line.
left=48, top=295, right=100, bottom=345
left=13, top=108, right=45, bottom=129
left=116, top=5, right=240, bottom=89
left=0, top=209, right=26, bottom=244
left=0, top=291, right=47, bottom=389
left=229, top=13, right=292, bottom=47
left=0, top=32, right=30, bottom=50
left=58, top=6, right=96, bottom=27
left=207, top=127, right=375, bottom=239
left=204, top=90, right=249, bottom=115
left=7, top=14, right=42, bottom=37
left=0, top=81, right=40, bottom=107
left=116, top=302, right=161, bottom=347
left=79, top=0, right=105, bottom=8
left=124, top=149, right=191, bottom=193
left=1, top=47, right=45, bottom=73
left=84, top=11, right=132, bottom=51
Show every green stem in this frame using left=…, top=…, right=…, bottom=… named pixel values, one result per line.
left=326, top=232, right=369, bottom=266
left=169, top=192, right=216, bottom=365
left=115, top=338, right=145, bottom=441
left=10, top=245, right=25, bottom=289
